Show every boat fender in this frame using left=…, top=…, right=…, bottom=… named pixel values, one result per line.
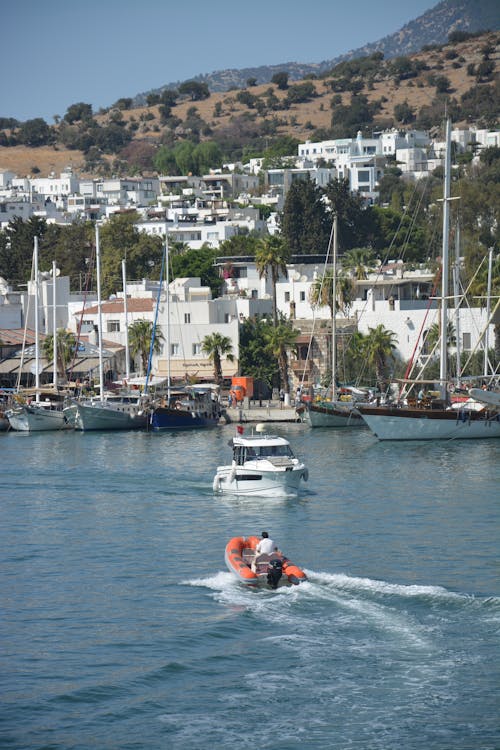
left=228, top=466, right=237, bottom=484
left=213, top=475, right=221, bottom=492
left=302, top=469, right=309, bottom=482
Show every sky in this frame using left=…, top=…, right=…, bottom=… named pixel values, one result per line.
left=4, top=0, right=436, bottom=123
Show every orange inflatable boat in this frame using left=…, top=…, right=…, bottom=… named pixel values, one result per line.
left=224, top=535, right=307, bottom=589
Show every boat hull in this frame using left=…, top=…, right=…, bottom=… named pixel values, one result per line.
left=308, top=401, right=365, bottom=428
left=6, top=405, right=71, bottom=432
left=224, top=536, right=307, bottom=587
left=214, top=463, right=308, bottom=496
left=150, top=406, right=220, bottom=431
left=65, top=401, right=148, bottom=431
left=359, top=405, right=500, bottom=441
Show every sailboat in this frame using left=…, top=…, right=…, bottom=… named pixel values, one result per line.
left=148, top=231, right=223, bottom=431
left=6, top=242, right=71, bottom=432
left=358, top=119, right=500, bottom=441
left=308, top=215, right=367, bottom=428
left=63, top=227, right=150, bottom=431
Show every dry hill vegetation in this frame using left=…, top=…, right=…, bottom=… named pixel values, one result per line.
left=1, top=31, right=499, bottom=178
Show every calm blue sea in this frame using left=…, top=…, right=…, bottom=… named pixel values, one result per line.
left=1, top=424, right=499, bottom=750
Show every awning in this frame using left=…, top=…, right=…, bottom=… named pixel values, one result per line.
left=156, top=358, right=238, bottom=381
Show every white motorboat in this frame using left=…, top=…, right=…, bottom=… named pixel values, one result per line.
left=213, top=423, right=308, bottom=496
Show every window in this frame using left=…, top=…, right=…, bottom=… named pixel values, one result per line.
left=107, top=320, right=120, bottom=332
left=171, top=343, right=179, bottom=356
left=184, top=313, right=191, bottom=324
left=300, top=291, right=306, bottom=301
left=192, top=343, right=201, bottom=356
left=462, top=332, right=471, bottom=351
left=285, top=291, right=290, bottom=302
left=224, top=313, right=231, bottom=323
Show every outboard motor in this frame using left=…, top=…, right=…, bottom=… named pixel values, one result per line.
left=267, top=558, right=283, bottom=589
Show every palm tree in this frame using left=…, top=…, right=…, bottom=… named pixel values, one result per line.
left=42, top=329, right=76, bottom=379
left=362, top=324, right=398, bottom=392
left=201, top=333, right=235, bottom=384
left=309, top=269, right=335, bottom=318
left=255, top=235, right=290, bottom=326
left=128, top=320, right=163, bottom=375
left=309, top=269, right=355, bottom=319
left=264, top=320, right=298, bottom=396
left=425, top=321, right=456, bottom=353
left=342, top=247, right=376, bottom=280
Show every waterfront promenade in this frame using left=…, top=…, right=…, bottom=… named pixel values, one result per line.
left=224, top=398, right=302, bottom=423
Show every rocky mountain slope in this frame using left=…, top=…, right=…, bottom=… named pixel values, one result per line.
left=136, top=0, right=500, bottom=100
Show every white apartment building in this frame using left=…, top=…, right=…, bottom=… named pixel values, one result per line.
left=69, top=278, right=242, bottom=382
left=30, top=168, right=79, bottom=205
left=265, top=166, right=336, bottom=200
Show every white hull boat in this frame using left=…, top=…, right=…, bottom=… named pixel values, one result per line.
left=64, top=396, right=149, bottom=431
left=6, top=403, right=71, bottom=432
left=358, top=402, right=500, bottom=441
left=213, top=424, right=308, bottom=496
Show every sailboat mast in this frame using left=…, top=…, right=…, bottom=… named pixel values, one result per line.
left=52, top=260, right=58, bottom=389
left=484, top=247, right=493, bottom=377
left=452, top=224, right=461, bottom=388
left=165, top=229, right=171, bottom=401
left=122, top=259, right=130, bottom=383
left=96, top=224, right=104, bottom=400
left=331, top=214, right=338, bottom=401
left=439, top=118, right=452, bottom=400
left=34, top=236, right=40, bottom=402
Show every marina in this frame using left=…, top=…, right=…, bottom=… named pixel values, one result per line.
left=1, top=424, right=499, bottom=749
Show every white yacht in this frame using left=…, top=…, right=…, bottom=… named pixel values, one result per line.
left=213, top=424, right=308, bottom=496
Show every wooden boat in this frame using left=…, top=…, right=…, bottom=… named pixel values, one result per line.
left=225, top=535, right=307, bottom=589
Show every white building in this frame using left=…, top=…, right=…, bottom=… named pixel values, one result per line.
left=69, top=278, right=242, bottom=382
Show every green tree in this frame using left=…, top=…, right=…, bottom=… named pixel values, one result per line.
left=362, top=324, right=398, bottom=391
left=255, top=235, right=290, bottom=325
left=238, top=316, right=276, bottom=390
left=201, top=333, right=235, bottom=384
left=309, top=269, right=335, bottom=318
left=271, top=72, right=289, bottom=90
left=342, top=247, right=376, bottom=279
left=178, top=81, right=210, bottom=101
left=99, top=213, right=163, bottom=297
left=281, top=178, right=330, bottom=254
left=18, top=118, right=53, bottom=147
left=264, top=319, right=298, bottom=395
left=170, top=246, right=222, bottom=297
left=324, top=179, right=371, bottom=250
left=1, top=217, right=48, bottom=286
left=128, top=319, right=163, bottom=375
left=64, top=102, right=93, bottom=124
left=42, top=329, right=76, bottom=379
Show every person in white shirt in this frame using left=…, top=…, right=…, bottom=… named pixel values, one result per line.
left=255, top=531, right=275, bottom=555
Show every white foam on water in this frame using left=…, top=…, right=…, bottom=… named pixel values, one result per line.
left=306, top=569, right=468, bottom=602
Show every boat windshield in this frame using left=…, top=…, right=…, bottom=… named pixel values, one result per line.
left=252, top=444, right=294, bottom=458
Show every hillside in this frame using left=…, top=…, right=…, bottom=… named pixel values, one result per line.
left=0, top=30, right=499, bottom=179
left=137, top=0, right=500, bottom=98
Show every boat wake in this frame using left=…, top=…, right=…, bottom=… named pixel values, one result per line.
left=187, top=569, right=500, bottom=626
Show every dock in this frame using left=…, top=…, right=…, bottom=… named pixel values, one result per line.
left=224, top=400, right=304, bottom=423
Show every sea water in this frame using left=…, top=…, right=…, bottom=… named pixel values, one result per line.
left=0, top=425, right=499, bottom=749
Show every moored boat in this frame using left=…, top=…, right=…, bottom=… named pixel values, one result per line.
left=6, top=401, right=71, bottom=432
left=64, top=392, right=150, bottom=431
left=213, top=424, right=308, bottom=496
left=150, top=384, right=223, bottom=431
left=225, top=535, right=307, bottom=588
